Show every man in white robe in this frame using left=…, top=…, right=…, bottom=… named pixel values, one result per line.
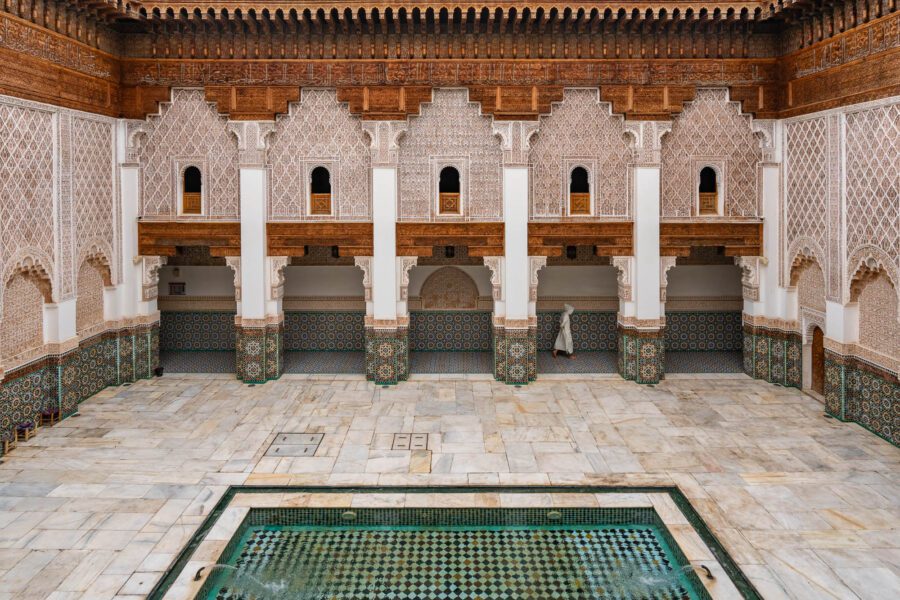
left=552, top=304, right=576, bottom=359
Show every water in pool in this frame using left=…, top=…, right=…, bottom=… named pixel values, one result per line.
left=202, top=508, right=705, bottom=600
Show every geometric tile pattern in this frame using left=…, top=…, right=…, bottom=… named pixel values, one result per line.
left=409, top=351, right=493, bottom=374
left=826, top=351, right=899, bottom=447
left=537, top=351, right=618, bottom=374
left=283, top=351, right=364, bottom=375
left=160, top=311, right=236, bottom=351
left=269, top=89, right=371, bottom=220
left=493, top=328, right=537, bottom=385
left=283, top=311, right=365, bottom=351
left=742, top=325, right=802, bottom=389
left=530, top=89, right=631, bottom=218
left=618, top=327, right=665, bottom=384
left=207, top=524, right=695, bottom=600
left=536, top=311, right=617, bottom=352
left=365, top=328, right=409, bottom=385
left=665, top=351, right=744, bottom=374
left=0, top=324, right=160, bottom=453
left=661, top=89, right=761, bottom=217
left=159, top=351, right=236, bottom=374
left=236, top=325, right=281, bottom=384
left=410, top=312, right=493, bottom=352
left=664, top=312, right=743, bottom=352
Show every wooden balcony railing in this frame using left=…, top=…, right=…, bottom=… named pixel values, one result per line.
left=439, top=192, right=461, bottom=215
left=569, top=193, right=591, bottom=215
left=182, top=192, right=201, bottom=214
left=698, top=192, right=718, bottom=215
left=310, top=193, right=332, bottom=215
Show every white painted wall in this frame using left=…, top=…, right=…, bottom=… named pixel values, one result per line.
left=283, top=266, right=364, bottom=296
left=536, top=266, right=618, bottom=296
left=407, top=266, right=493, bottom=297
left=633, top=166, right=661, bottom=320
left=666, top=265, right=743, bottom=297
left=158, top=266, right=236, bottom=296
left=503, top=167, right=530, bottom=321
left=372, top=167, right=398, bottom=321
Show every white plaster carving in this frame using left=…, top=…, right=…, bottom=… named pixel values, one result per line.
left=624, top=120, right=671, bottom=166
left=354, top=256, right=373, bottom=302
left=493, top=120, right=539, bottom=167
left=141, top=256, right=166, bottom=301
left=362, top=120, right=407, bottom=167
left=398, top=257, right=418, bottom=301
left=227, top=120, right=275, bottom=168
left=482, top=256, right=504, bottom=302
left=611, top=256, right=634, bottom=301
left=659, top=257, right=678, bottom=302
left=529, top=256, right=547, bottom=302
left=225, top=257, right=241, bottom=301
left=269, top=256, right=288, bottom=301
left=734, top=256, right=767, bottom=302
left=530, top=89, right=630, bottom=217
left=398, top=89, right=503, bottom=221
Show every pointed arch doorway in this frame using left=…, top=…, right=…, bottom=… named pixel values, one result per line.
left=811, top=326, right=825, bottom=396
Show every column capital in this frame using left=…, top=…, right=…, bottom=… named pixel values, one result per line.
left=362, top=121, right=407, bottom=167
left=752, top=119, right=783, bottom=164
left=492, top=121, right=540, bottom=167
left=227, top=121, right=276, bottom=168
left=625, top=121, right=671, bottom=166
left=659, top=256, right=678, bottom=302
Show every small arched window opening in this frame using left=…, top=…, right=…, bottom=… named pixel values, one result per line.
left=439, top=166, right=461, bottom=214
left=698, top=167, right=718, bottom=215
left=569, top=167, right=590, bottom=215
left=182, top=166, right=202, bottom=214
left=310, top=166, right=332, bottom=215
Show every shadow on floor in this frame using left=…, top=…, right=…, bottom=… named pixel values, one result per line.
left=537, top=351, right=618, bottom=374
left=159, top=351, right=235, bottom=374
left=410, top=352, right=493, bottom=374
left=283, top=351, right=364, bottom=374
left=665, top=351, right=744, bottom=373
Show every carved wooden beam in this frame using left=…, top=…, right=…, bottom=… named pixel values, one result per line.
left=267, top=222, right=374, bottom=257
left=528, top=222, right=634, bottom=257
left=396, top=222, right=505, bottom=257
left=659, top=220, right=763, bottom=256
left=138, top=221, right=242, bottom=256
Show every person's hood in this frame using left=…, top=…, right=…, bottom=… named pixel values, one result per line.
left=564, top=304, right=575, bottom=315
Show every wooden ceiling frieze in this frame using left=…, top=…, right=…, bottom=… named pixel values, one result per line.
left=396, top=223, right=504, bottom=257
left=267, top=222, right=374, bottom=256
left=528, top=222, right=634, bottom=257
left=659, top=221, right=763, bottom=257
left=138, top=221, right=243, bottom=257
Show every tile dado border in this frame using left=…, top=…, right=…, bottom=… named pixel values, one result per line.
left=158, top=296, right=237, bottom=311
left=825, top=350, right=899, bottom=447
left=618, top=325, right=665, bottom=384
left=0, top=323, right=160, bottom=454
left=741, top=322, right=802, bottom=388
left=150, top=485, right=760, bottom=600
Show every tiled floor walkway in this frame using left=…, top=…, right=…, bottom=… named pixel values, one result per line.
left=666, top=351, right=745, bottom=373
left=283, top=351, right=365, bottom=374
left=159, top=351, right=235, bottom=374
left=409, top=351, right=493, bottom=373
left=537, top=351, right=618, bottom=373
left=0, top=374, right=897, bottom=599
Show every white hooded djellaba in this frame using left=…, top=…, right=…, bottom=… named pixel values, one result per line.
left=553, top=304, right=575, bottom=356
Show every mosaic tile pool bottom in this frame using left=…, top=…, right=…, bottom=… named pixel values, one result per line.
left=201, top=508, right=709, bottom=600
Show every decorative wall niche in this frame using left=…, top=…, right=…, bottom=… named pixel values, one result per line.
left=302, top=159, right=338, bottom=217
left=564, top=160, right=595, bottom=216
left=692, top=158, right=726, bottom=216
left=174, top=159, right=207, bottom=216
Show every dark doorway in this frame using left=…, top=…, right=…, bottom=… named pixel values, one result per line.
left=811, top=326, right=825, bottom=395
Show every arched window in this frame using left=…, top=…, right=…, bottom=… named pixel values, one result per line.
left=569, top=167, right=590, bottom=215
left=439, top=166, right=461, bottom=214
left=698, top=167, right=718, bottom=215
left=310, top=166, right=332, bottom=215
left=182, top=166, right=202, bottom=214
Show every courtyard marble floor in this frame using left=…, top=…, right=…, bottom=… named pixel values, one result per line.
left=0, top=373, right=897, bottom=599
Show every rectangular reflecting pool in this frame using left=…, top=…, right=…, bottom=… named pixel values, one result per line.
left=198, top=508, right=709, bottom=600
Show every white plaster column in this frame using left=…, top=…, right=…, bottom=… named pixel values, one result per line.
left=504, top=167, right=530, bottom=325
left=363, top=121, right=407, bottom=329
left=228, top=121, right=275, bottom=324
left=625, top=121, right=669, bottom=326
left=42, top=300, right=77, bottom=347
left=825, top=301, right=859, bottom=345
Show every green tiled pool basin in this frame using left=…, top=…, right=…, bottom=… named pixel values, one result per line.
left=199, top=507, right=710, bottom=600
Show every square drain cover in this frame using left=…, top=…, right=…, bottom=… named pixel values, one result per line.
left=392, top=433, right=428, bottom=450
left=266, top=432, right=324, bottom=457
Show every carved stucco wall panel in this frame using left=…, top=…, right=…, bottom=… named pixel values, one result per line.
left=845, top=102, right=900, bottom=296
left=530, top=89, right=630, bottom=218
left=269, top=90, right=371, bottom=220
left=73, top=116, right=118, bottom=287
left=418, top=267, right=480, bottom=310
left=661, top=88, right=761, bottom=217
left=858, top=274, right=900, bottom=362
left=0, top=274, right=45, bottom=363
left=398, top=89, right=503, bottom=221
left=139, top=89, right=239, bottom=218
left=0, top=99, right=56, bottom=311
left=76, top=261, right=105, bottom=335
